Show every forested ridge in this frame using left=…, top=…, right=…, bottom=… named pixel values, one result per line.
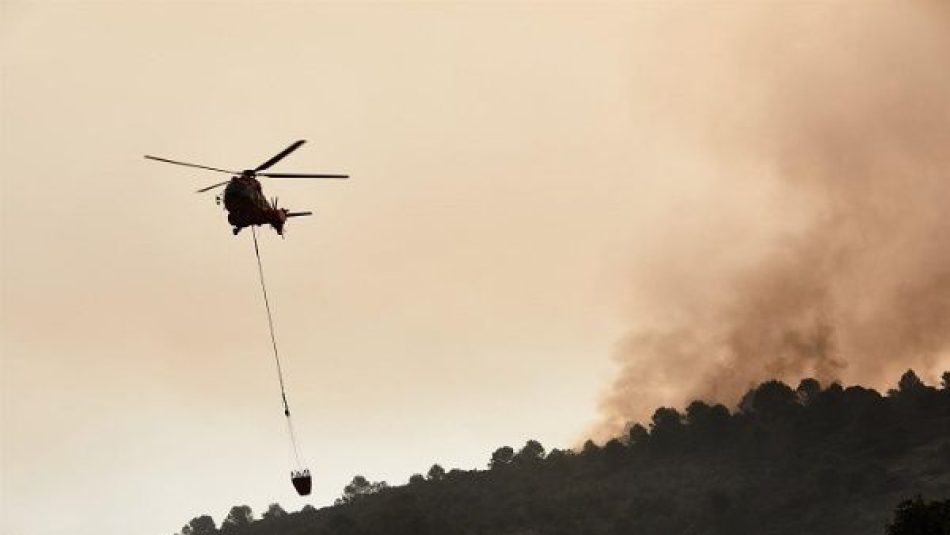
left=176, top=370, right=950, bottom=535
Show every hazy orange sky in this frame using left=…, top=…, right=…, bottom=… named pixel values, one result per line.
left=2, top=3, right=948, bottom=535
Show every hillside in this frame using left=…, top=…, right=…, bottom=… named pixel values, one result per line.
left=177, top=370, right=950, bottom=535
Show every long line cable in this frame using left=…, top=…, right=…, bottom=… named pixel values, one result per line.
left=251, top=226, right=303, bottom=468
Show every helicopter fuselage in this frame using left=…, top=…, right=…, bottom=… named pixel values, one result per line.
left=223, top=174, right=288, bottom=235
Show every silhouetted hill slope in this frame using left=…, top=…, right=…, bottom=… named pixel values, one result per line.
left=178, top=370, right=950, bottom=535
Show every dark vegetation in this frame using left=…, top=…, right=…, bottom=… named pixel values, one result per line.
left=175, top=370, right=950, bottom=535
left=887, top=496, right=950, bottom=535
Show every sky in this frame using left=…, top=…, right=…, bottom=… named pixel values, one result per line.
left=2, top=3, right=948, bottom=535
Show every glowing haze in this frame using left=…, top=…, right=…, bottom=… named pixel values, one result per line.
left=1, top=3, right=947, bottom=535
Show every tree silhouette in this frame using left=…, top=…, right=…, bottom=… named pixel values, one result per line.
left=651, top=407, right=682, bottom=429
left=426, top=464, right=446, bottom=481
left=897, top=370, right=926, bottom=396
left=180, top=515, right=216, bottom=535
left=337, top=475, right=388, bottom=504
left=685, top=400, right=712, bottom=425
left=740, top=380, right=797, bottom=416
left=262, top=503, right=287, bottom=520
left=513, top=440, right=545, bottom=465
left=489, top=446, right=514, bottom=469
left=545, top=448, right=572, bottom=466
left=220, top=506, right=253, bottom=532
left=626, top=423, right=649, bottom=446
left=796, top=378, right=822, bottom=405
left=408, top=473, right=426, bottom=485
left=649, top=407, right=683, bottom=447
left=581, top=439, right=600, bottom=456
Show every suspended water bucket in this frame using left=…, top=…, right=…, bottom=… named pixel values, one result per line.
left=291, top=469, right=312, bottom=496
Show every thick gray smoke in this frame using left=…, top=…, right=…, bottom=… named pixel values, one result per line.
left=594, top=4, right=950, bottom=439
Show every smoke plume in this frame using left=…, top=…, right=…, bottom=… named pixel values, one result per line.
left=595, top=3, right=950, bottom=439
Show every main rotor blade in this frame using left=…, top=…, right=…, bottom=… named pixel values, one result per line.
left=144, top=155, right=236, bottom=175
left=196, top=181, right=230, bottom=193
left=258, top=173, right=349, bottom=179
left=254, top=140, right=307, bottom=172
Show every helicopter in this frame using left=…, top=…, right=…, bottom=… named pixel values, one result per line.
left=145, top=140, right=348, bottom=235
